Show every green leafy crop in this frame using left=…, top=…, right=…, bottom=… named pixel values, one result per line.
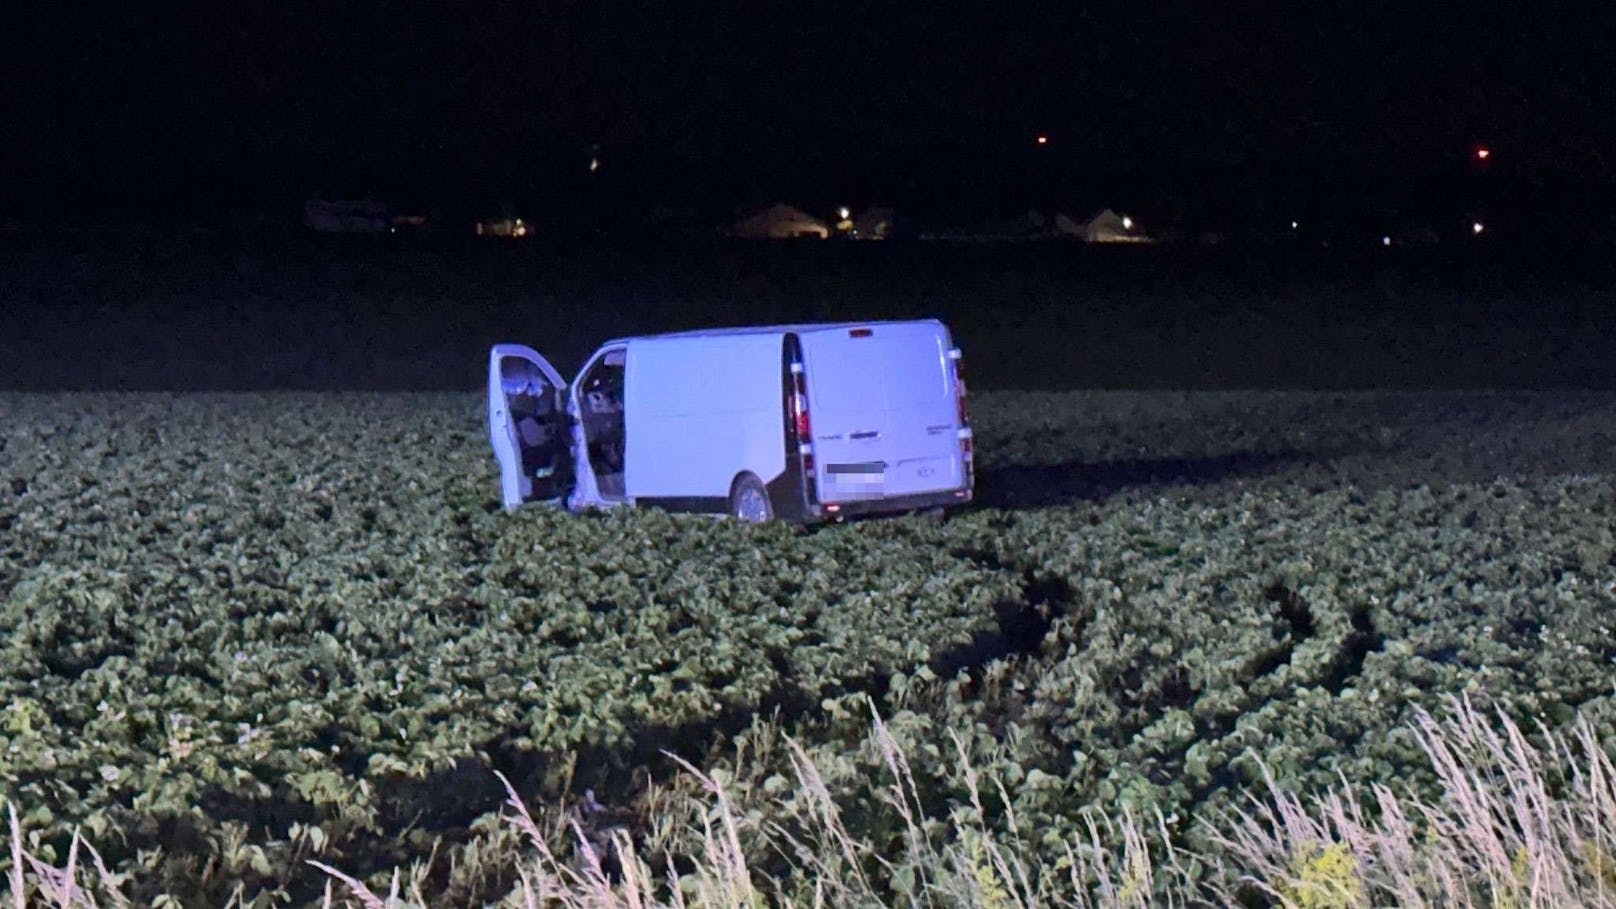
left=1, top=389, right=1614, bottom=903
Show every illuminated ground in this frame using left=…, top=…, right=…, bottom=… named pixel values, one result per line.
left=2, top=389, right=1613, bottom=903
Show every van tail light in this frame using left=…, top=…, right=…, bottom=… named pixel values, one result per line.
left=949, top=347, right=974, bottom=487
left=793, top=368, right=812, bottom=445
left=789, top=361, right=818, bottom=501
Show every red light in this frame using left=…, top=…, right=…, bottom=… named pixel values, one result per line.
left=849, top=328, right=873, bottom=338
left=792, top=371, right=812, bottom=443
left=1476, top=147, right=1491, bottom=160
left=788, top=359, right=819, bottom=504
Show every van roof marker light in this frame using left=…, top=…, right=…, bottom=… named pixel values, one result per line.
left=849, top=328, right=873, bottom=338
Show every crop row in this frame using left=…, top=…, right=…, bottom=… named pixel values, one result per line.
left=1, top=390, right=1613, bottom=903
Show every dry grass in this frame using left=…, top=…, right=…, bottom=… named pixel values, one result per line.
left=1205, top=694, right=1616, bottom=909
left=5, top=695, right=1615, bottom=908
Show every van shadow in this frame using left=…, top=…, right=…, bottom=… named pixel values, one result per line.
left=974, top=449, right=1314, bottom=509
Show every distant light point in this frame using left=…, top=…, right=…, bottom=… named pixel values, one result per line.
left=1035, top=135, right=1049, bottom=145
left=1290, top=221, right=1299, bottom=230
left=838, top=206, right=851, bottom=220
left=1472, top=221, right=1485, bottom=235
left=1381, top=236, right=1392, bottom=247
left=588, top=157, right=600, bottom=173
left=1475, top=146, right=1491, bottom=161
left=1121, top=216, right=1133, bottom=230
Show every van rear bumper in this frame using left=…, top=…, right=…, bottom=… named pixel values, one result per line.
left=817, top=486, right=972, bottom=519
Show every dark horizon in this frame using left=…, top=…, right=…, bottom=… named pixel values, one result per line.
left=9, top=2, right=1616, bottom=221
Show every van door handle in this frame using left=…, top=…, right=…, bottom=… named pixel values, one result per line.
left=850, top=430, right=881, bottom=440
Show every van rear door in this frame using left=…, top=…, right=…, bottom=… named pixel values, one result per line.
left=866, top=323, right=963, bottom=497
left=802, top=330, right=890, bottom=502
left=802, top=322, right=963, bottom=502
left=488, top=344, right=571, bottom=511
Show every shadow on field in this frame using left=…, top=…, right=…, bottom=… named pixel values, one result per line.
left=976, top=449, right=1312, bottom=508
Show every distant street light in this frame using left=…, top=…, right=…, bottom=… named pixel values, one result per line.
left=1121, top=216, right=1133, bottom=230
left=1290, top=221, right=1299, bottom=230
left=1036, top=135, right=1049, bottom=145
left=1472, top=221, right=1485, bottom=235
left=838, top=207, right=851, bottom=220
left=1475, top=146, right=1491, bottom=161
left=1382, top=236, right=1392, bottom=247
left=589, top=157, right=600, bottom=173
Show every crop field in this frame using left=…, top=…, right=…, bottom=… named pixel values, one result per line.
left=3, top=386, right=1615, bottom=904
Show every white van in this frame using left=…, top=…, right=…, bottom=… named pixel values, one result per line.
left=487, top=319, right=973, bottom=522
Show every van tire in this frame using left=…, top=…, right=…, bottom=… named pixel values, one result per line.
left=729, top=473, right=773, bottom=522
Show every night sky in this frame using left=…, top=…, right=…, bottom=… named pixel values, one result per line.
left=8, top=1, right=1615, bottom=220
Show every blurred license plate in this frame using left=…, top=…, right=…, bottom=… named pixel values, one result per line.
left=825, top=462, right=886, bottom=500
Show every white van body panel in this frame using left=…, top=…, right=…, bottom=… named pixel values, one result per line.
left=799, top=322, right=962, bottom=501
left=623, top=332, right=787, bottom=499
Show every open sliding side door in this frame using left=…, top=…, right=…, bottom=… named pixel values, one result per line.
left=487, top=344, right=570, bottom=511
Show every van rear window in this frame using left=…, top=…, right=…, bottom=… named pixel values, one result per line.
left=803, top=340, right=883, bottom=414
left=875, top=335, right=952, bottom=409
left=804, top=330, right=950, bottom=413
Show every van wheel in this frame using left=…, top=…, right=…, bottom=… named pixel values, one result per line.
left=729, top=474, right=773, bottom=522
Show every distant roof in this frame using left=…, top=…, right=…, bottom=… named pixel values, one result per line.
left=725, top=203, right=830, bottom=238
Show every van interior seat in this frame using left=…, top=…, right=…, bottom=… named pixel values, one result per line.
left=510, top=391, right=561, bottom=479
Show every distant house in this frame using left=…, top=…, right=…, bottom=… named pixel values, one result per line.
left=1074, top=208, right=1150, bottom=243
left=304, top=199, right=390, bottom=233
left=852, top=206, right=898, bottom=240
left=921, top=208, right=1154, bottom=243
left=724, top=204, right=829, bottom=239
left=935, top=209, right=1151, bottom=243
left=475, top=216, right=529, bottom=238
